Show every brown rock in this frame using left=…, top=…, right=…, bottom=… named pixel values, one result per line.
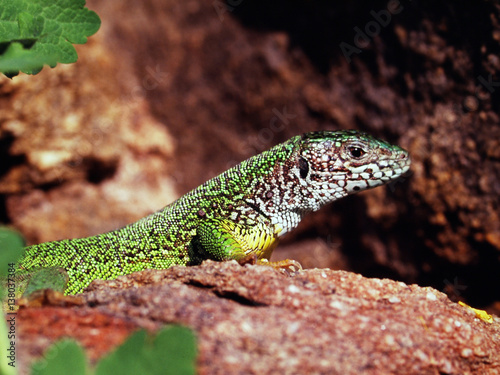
left=2, top=0, right=500, bottom=358
left=15, top=261, right=500, bottom=374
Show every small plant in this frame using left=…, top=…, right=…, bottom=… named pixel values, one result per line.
left=31, top=326, right=198, bottom=375
left=0, top=227, right=25, bottom=282
left=0, top=0, right=101, bottom=77
left=0, top=227, right=25, bottom=375
left=30, top=340, right=87, bottom=375
left=94, top=326, right=198, bottom=375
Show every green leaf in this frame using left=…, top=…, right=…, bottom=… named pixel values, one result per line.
left=95, top=330, right=149, bottom=375
left=95, top=326, right=197, bottom=375
left=30, top=339, right=88, bottom=375
left=0, top=227, right=25, bottom=279
left=0, top=0, right=101, bottom=76
left=0, top=312, right=17, bottom=375
left=0, top=42, right=56, bottom=76
left=23, top=267, right=69, bottom=297
left=150, top=326, right=198, bottom=375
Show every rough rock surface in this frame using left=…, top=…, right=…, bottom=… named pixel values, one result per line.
left=1, top=0, right=499, bottom=311
left=15, top=261, right=500, bottom=374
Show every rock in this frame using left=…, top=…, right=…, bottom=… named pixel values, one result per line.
left=15, top=261, right=500, bottom=374
left=1, top=0, right=499, bottom=312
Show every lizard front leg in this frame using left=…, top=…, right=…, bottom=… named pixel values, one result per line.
left=188, top=218, right=301, bottom=271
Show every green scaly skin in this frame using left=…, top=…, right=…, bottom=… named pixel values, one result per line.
left=16, top=130, right=411, bottom=295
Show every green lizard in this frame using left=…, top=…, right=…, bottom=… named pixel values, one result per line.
left=15, top=130, right=410, bottom=295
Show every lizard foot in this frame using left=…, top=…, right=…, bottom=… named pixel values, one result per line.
left=256, top=258, right=303, bottom=274
left=18, top=289, right=84, bottom=309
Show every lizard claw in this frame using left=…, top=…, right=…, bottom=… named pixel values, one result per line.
left=256, top=258, right=303, bottom=274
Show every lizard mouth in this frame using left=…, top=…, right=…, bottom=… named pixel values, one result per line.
left=375, top=152, right=411, bottom=182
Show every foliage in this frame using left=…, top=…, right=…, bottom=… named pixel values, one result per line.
left=0, top=227, right=25, bottom=375
left=31, top=326, right=197, bottom=375
left=0, top=227, right=24, bottom=279
left=31, top=340, right=87, bottom=375
left=95, top=326, right=198, bottom=375
left=0, top=0, right=101, bottom=77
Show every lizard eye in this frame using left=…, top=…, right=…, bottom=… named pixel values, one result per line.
left=348, top=146, right=366, bottom=159
left=298, top=156, right=309, bottom=179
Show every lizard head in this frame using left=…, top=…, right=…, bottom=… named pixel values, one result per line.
left=294, top=130, right=411, bottom=209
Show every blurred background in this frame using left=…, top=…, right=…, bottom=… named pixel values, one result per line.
left=0, top=0, right=499, bottom=312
